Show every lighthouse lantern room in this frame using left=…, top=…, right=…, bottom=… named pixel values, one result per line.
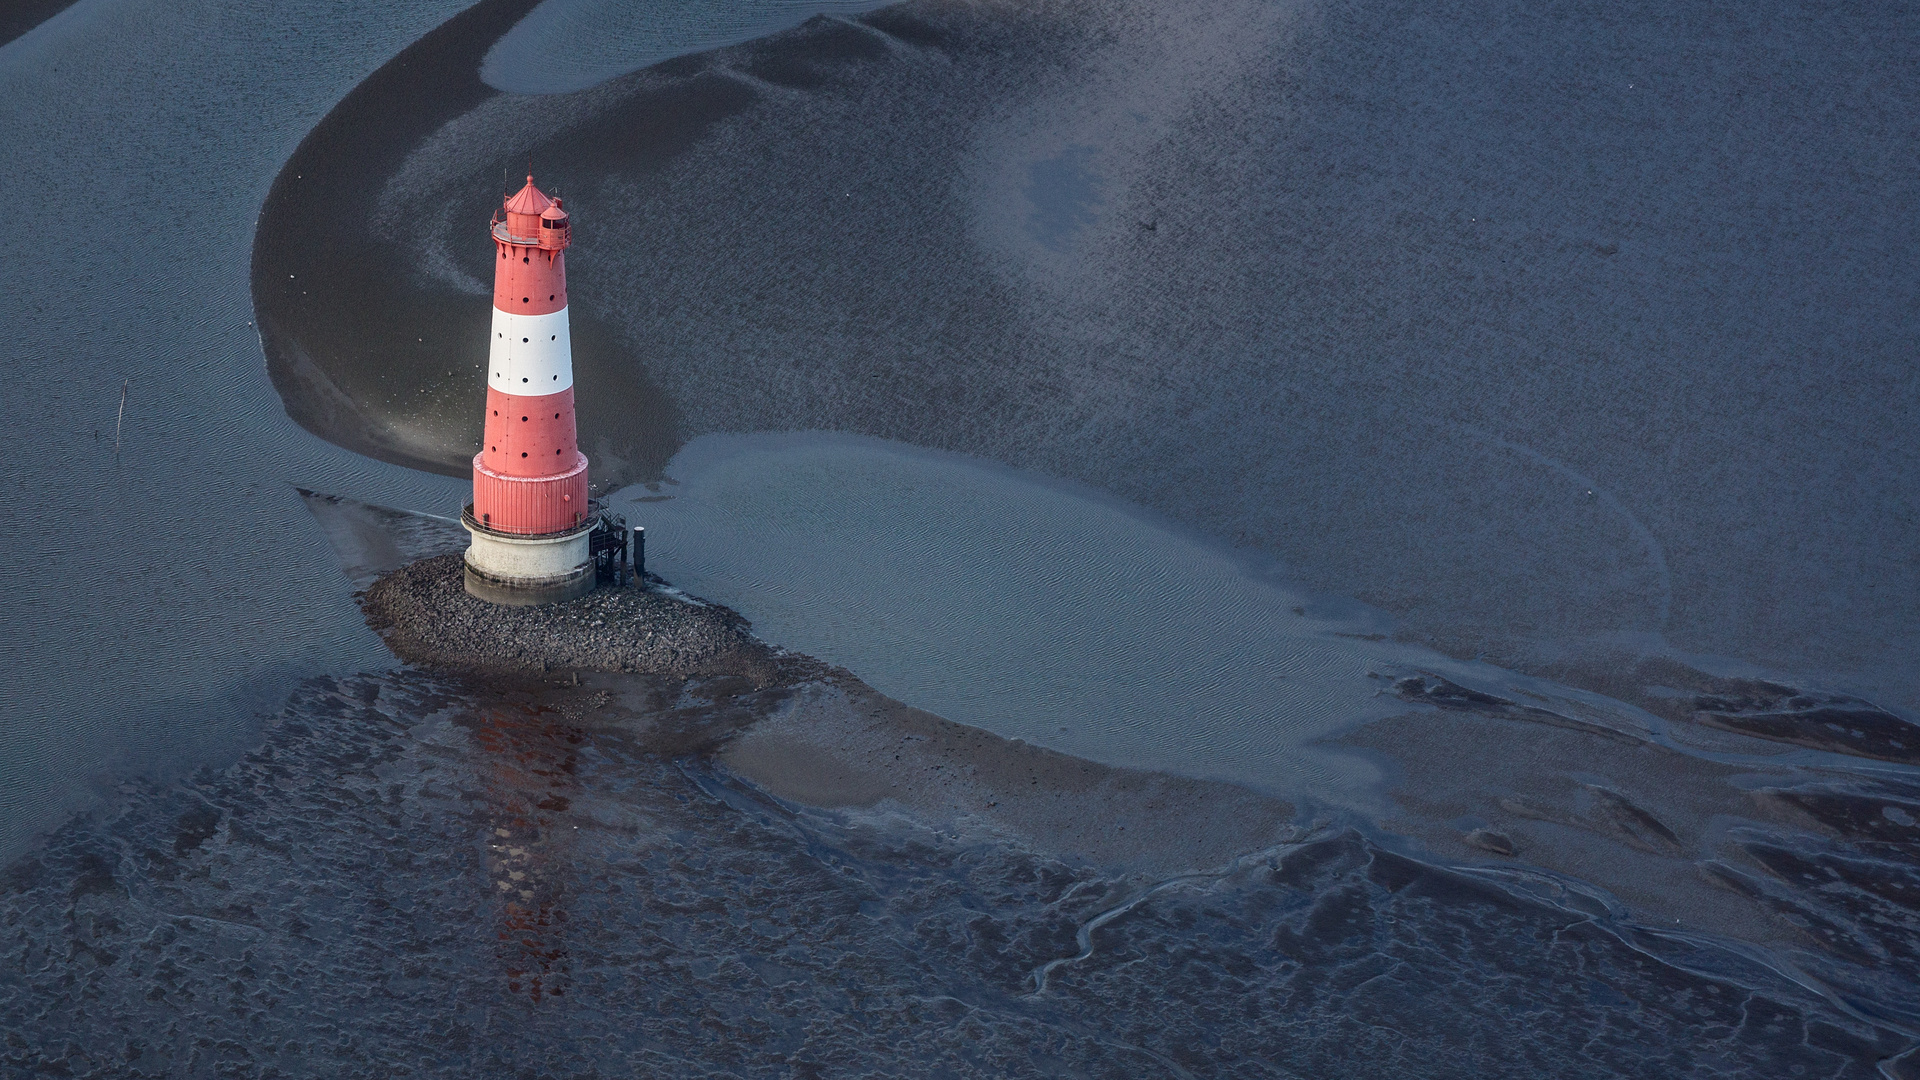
left=462, top=175, right=596, bottom=605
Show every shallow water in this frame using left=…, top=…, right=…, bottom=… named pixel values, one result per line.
left=615, top=432, right=1680, bottom=805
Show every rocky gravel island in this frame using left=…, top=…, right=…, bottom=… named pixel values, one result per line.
left=362, top=552, right=786, bottom=683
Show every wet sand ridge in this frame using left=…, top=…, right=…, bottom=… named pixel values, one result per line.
left=363, top=552, right=1299, bottom=876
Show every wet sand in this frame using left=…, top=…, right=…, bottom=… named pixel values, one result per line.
left=1344, top=672, right=1920, bottom=967
left=724, top=681, right=1296, bottom=876
left=362, top=548, right=1297, bottom=876
left=1343, top=704, right=1807, bottom=947
left=0, top=493, right=1905, bottom=1073
left=324, top=478, right=1920, bottom=1021
left=346, top=529, right=1920, bottom=1044
left=14, top=664, right=1908, bottom=1077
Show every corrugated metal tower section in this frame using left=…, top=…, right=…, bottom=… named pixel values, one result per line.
left=472, top=175, right=588, bottom=536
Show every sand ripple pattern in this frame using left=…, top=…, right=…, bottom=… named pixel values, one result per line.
left=3, top=671, right=1907, bottom=1077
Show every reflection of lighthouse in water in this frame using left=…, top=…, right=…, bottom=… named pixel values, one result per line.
left=473, top=701, right=582, bottom=1002
left=462, top=175, right=596, bottom=606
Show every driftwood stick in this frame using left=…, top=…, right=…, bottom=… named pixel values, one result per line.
left=113, top=379, right=128, bottom=457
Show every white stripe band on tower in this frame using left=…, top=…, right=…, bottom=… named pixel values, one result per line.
left=487, top=307, right=573, bottom=393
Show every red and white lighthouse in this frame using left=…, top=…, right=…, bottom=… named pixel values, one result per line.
left=462, top=175, right=596, bottom=605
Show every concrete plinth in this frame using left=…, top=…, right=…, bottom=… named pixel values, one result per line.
left=462, top=505, right=594, bottom=607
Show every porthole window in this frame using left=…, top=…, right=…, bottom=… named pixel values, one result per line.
left=555, top=448, right=562, bottom=454
left=521, top=416, right=528, bottom=422
left=550, top=335, right=555, bottom=341
left=522, top=257, right=529, bottom=264
left=522, top=337, right=528, bottom=343
left=522, top=377, right=529, bottom=383
left=548, top=294, right=554, bottom=301
left=521, top=452, right=528, bottom=458
left=522, top=297, right=529, bottom=303
left=553, top=413, right=559, bottom=419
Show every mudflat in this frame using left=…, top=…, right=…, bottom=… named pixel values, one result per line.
left=364, top=552, right=1297, bottom=877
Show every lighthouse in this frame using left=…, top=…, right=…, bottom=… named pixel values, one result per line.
left=462, top=175, right=596, bottom=606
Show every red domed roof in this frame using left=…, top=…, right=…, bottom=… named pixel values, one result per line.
left=504, top=175, right=551, bottom=216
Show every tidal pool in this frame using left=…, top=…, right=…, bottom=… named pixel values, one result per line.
left=613, top=432, right=1660, bottom=806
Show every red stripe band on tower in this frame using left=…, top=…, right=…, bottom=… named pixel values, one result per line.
left=472, top=454, right=589, bottom=535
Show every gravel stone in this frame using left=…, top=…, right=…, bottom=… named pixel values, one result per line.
left=362, top=553, right=783, bottom=681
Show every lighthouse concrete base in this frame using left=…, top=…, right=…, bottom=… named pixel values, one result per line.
left=461, top=507, right=595, bottom=607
